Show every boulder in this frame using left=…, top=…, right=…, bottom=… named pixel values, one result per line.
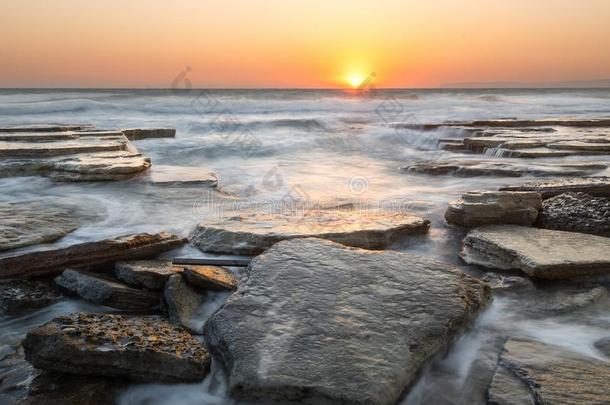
left=488, top=339, right=610, bottom=404
left=55, top=269, right=160, bottom=311
left=163, top=274, right=203, bottom=332
left=204, top=238, right=490, bottom=405
left=0, top=232, right=185, bottom=279
left=191, top=210, right=430, bottom=255
left=0, top=280, right=62, bottom=315
left=461, top=225, right=610, bottom=279
left=445, top=191, right=541, bottom=227
left=22, top=313, right=210, bottom=382
left=537, top=192, right=610, bottom=235
left=115, top=260, right=176, bottom=290
left=500, top=177, right=610, bottom=198
left=147, top=165, right=218, bottom=187
left=181, top=265, right=236, bottom=291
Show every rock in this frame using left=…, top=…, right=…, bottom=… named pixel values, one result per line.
left=0, top=136, right=128, bottom=158
left=191, top=210, right=430, bottom=255
left=0, top=125, right=90, bottom=133
left=147, top=165, right=218, bottom=187
left=0, top=200, right=97, bottom=252
left=181, top=265, right=236, bottom=291
left=480, top=273, right=535, bottom=292
left=0, top=232, right=185, bottom=279
left=461, top=225, right=610, bottom=279
left=121, top=128, right=176, bottom=140
left=462, top=118, right=610, bottom=128
left=500, top=177, right=610, bottom=198
left=537, top=192, right=610, bottom=235
left=594, top=337, right=610, bottom=358
left=163, top=274, right=203, bottom=332
left=204, top=238, right=490, bottom=405
left=0, top=280, right=62, bottom=314
left=488, top=338, right=610, bottom=404
left=55, top=269, right=160, bottom=311
left=525, top=285, right=607, bottom=315
left=115, top=260, right=176, bottom=290
left=20, top=373, right=126, bottom=405
left=445, top=191, right=541, bottom=227
left=22, top=313, right=210, bottom=382
left=547, top=141, right=610, bottom=151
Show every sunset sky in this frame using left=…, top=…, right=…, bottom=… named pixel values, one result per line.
left=2, top=0, right=610, bottom=88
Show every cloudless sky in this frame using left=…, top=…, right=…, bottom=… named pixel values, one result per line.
left=1, top=0, right=610, bottom=88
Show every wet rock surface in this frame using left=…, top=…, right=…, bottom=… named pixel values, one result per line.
left=191, top=210, right=430, bottom=254
left=445, top=191, right=541, bottom=227
left=537, top=192, right=610, bottom=235
left=461, top=225, right=610, bottom=279
left=22, top=313, right=211, bottom=382
left=115, top=260, right=176, bottom=290
left=55, top=269, right=160, bottom=311
left=204, top=238, right=490, bottom=405
left=595, top=337, right=610, bottom=358
left=500, top=176, right=610, bottom=198
left=147, top=165, right=218, bottom=187
left=121, top=128, right=176, bottom=140
left=19, top=373, right=126, bottom=405
left=0, top=280, right=62, bottom=315
left=163, top=274, right=204, bottom=332
left=488, top=338, right=610, bottom=404
left=0, top=232, right=185, bottom=279
left=181, top=265, right=236, bottom=291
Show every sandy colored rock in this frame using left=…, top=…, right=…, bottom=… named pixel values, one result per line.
left=488, top=338, right=610, bottom=404
left=115, top=260, right=176, bottom=289
left=181, top=265, right=236, bottom=291
left=147, top=165, right=218, bottom=187
left=204, top=238, right=490, bottom=405
left=22, top=313, right=210, bottom=382
left=461, top=225, right=610, bottom=279
left=0, top=232, right=185, bottom=279
left=55, top=269, right=160, bottom=311
left=0, top=137, right=128, bottom=158
left=445, top=191, right=541, bottom=227
left=537, top=192, right=610, bottom=235
left=500, top=177, right=610, bottom=198
left=191, top=210, right=430, bottom=255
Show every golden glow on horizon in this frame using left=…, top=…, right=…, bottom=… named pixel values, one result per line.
left=1, top=0, right=609, bottom=88
left=346, top=73, right=367, bottom=88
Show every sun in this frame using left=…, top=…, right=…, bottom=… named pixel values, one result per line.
left=346, top=73, right=366, bottom=88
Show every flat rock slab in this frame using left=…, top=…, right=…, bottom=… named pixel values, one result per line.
left=182, top=265, right=236, bottom=291
left=163, top=274, right=203, bottom=332
left=0, top=280, right=62, bottom=315
left=500, top=177, right=610, bottom=198
left=55, top=269, right=160, bottom=311
left=461, top=225, right=610, bottom=279
left=445, top=191, right=541, bottom=227
left=23, top=313, right=210, bottom=382
left=0, top=137, right=128, bottom=158
left=115, top=260, right=176, bottom=290
left=191, top=210, right=430, bottom=255
left=488, top=339, right=610, bottom=404
left=147, top=165, right=218, bottom=187
left=0, top=125, right=91, bottom=133
left=0, top=200, right=86, bottom=252
left=0, top=232, right=185, bottom=279
left=204, top=238, right=490, bottom=405
left=121, top=128, right=176, bottom=140
left=537, top=192, right=610, bottom=235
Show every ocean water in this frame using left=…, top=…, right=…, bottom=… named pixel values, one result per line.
left=1, top=88, right=609, bottom=404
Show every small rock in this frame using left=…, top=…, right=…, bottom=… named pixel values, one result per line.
left=594, top=337, right=610, bottom=358
left=445, top=191, right=541, bottom=227
left=0, top=280, right=62, bottom=315
left=55, top=269, right=160, bottom=311
left=181, top=265, right=236, bottom=291
left=537, top=192, right=610, bottom=235
left=22, top=313, right=210, bottom=382
left=163, top=274, right=203, bottom=332
left=480, top=273, right=535, bottom=292
left=115, top=260, right=176, bottom=290
left=147, top=165, right=218, bottom=187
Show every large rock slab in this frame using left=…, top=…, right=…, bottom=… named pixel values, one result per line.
left=147, top=165, right=218, bottom=187
left=500, top=177, right=610, bottom=198
left=0, top=125, right=90, bottom=133
left=191, top=210, right=430, bottom=255
left=536, top=192, right=610, bottom=235
left=0, top=232, right=185, bottom=279
left=182, top=265, right=236, bottom=291
left=0, top=280, right=62, bottom=315
left=445, top=191, right=541, bottom=227
left=55, top=269, right=160, bottom=311
left=163, top=274, right=203, bottom=332
left=204, top=238, right=490, bottom=404
left=115, top=260, right=176, bottom=289
left=488, top=339, right=610, bottom=404
left=0, top=137, right=127, bottom=158
left=461, top=225, right=610, bottom=279
left=23, top=313, right=210, bottom=382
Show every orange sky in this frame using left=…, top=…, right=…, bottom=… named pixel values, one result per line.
left=1, top=0, right=610, bottom=88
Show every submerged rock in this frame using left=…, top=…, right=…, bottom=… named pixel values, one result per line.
left=23, top=313, right=210, bottom=382
left=488, top=338, right=610, bottom=404
left=115, top=260, right=176, bottom=290
left=0, top=232, right=185, bottom=279
left=524, top=284, right=607, bottom=316
left=537, top=192, right=610, bottom=235
left=204, top=238, right=490, bottom=405
left=182, top=265, right=236, bottom=291
left=163, top=274, right=203, bottom=332
left=500, top=176, right=610, bottom=198
left=0, top=280, right=62, bottom=315
left=461, top=225, right=610, bottom=279
left=55, top=269, right=160, bottom=311
left=191, top=210, right=430, bottom=255
left=445, top=191, right=541, bottom=227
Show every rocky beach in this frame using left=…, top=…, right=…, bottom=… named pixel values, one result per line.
left=0, top=89, right=609, bottom=404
